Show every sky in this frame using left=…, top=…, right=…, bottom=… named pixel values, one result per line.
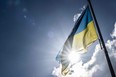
left=0, top=0, right=116, bottom=77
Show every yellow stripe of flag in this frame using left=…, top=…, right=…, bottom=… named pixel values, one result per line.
left=72, top=21, right=98, bottom=52
left=56, top=5, right=98, bottom=76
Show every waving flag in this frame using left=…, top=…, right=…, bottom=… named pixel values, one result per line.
left=72, top=6, right=98, bottom=52
left=56, top=5, right=98, bottom=76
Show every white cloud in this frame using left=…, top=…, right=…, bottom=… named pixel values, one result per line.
left=52, top=23, right=116, bottom=77
left=73, top=13, right=81, bottom=22
left=73, top=5, right=86, bottom=22
left=111, top=22, right=116, bottom=38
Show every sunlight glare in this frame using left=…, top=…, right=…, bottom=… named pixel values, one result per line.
left=68, top=51, right=81, bottom=64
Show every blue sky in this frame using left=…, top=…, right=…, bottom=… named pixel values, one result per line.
left=0, top=0, right=116, bottom=77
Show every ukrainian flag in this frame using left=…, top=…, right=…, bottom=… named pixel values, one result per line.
left=72, top=6, right=98, bottom=52
left=56, top=6, right=98, bottom=76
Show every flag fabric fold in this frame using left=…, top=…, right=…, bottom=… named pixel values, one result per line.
left=72, top=6, right=98, bottom=52
left=56, top=5, right=98, bottom=76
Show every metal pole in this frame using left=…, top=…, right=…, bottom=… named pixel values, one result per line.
left=87, top=0, right=115, bottom=77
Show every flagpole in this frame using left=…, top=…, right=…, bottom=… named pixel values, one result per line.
left=87, top=0, right=116, bottom=77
